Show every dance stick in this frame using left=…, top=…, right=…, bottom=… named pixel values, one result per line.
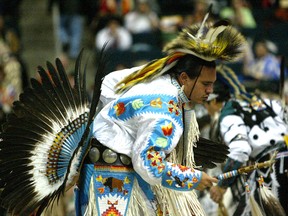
left=216, top=153, right=277, bottom=180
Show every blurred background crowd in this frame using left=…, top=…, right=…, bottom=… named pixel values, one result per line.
left=0, top=0, right=288, bottom=215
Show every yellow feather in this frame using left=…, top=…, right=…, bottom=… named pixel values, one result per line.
left=115, top=54, right=182, bottom=93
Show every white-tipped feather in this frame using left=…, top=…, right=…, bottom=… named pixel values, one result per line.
left=204, top=26, right=227, bottom=43
left=196, top=6, right=211, bottom=39
left=259, top=185, right=286, bottom=216
left=186, top=31, right=197, bottom=40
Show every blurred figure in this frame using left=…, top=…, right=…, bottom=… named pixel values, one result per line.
left=243, top=39, right=282, bottom=81
left=0, top=40, right=22, bottom=125
left=159, top=15, right=183, bottom=46
left=0, top=0, right=28, bottom=90
left=124, top=0, right=159, bottom=34
left=98, top=0, right=134, bottom=16
left=95, top=16, right=132, bottom=51
left=157, top=0, right=194, bottom=16
left=203, top=84, right=231, bottom=141
left=219, top=0, right=257, bottom=29
left=124, top=0, right=160, bottom=51
left=275, top=0, right=288, bottom=22
left=0, top=0, right=23, bottom=54
left=247, top=0, right=278, bottom=9
left=48, top=0, right=86, bottom=60
left=95, top=16, right=133, bottom=72
left=181, top=0, right=213, bottom=27
left=90, top=0, right=134, bottom=38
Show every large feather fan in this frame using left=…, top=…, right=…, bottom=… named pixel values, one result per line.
left=0, top=50, right=106, bottom=215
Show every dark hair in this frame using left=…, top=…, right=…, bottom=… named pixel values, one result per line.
left=213, top=80, right=231, bottom=102
left=167, top=55, right=216, bottom=79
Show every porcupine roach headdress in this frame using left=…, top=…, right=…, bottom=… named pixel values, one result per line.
left=115, top=6, right=246, bottom=94
left=0, top=49, right=107, bottom=215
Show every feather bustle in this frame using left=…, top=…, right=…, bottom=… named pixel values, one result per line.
left=0, top=49, right=107, bottom=215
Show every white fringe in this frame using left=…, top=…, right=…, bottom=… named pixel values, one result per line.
left=84, top=176, right=97, bottom=215
left=126, top=179, right=152, bottom=216
left=185, top=110, right=200, bottom=167
left=153, top=185, right=205, bottom=216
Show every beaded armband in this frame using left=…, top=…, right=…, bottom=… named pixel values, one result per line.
left=161, top=162, right=202, bottom=191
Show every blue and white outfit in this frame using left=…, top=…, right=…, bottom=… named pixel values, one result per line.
left=75, top=66, right=205, bottom=216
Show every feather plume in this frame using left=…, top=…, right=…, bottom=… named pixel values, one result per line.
left=249, top=195, right=264, bottom=216
left=204, top=25, right=227, bottom=44
left=0, top=49, right=107, bottom=215
left=195, top=4, right=212, bottom=39
left=259, top=186, right=286, bottom=216
left=244, top=182, right=264, bottom=216
left=258, top=176, right=286, bottom=216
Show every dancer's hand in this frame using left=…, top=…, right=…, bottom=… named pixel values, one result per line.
left=195, top=172, right=218, bottom=191
left=210, top=185, right=227, bottom=203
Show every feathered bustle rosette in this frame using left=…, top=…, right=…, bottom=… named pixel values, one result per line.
left=0, top=49, right=107, bottom=216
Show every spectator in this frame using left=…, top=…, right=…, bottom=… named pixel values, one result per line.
left=0, top=39, right=22, bottom=124
left=243, top=39, right=282, bottom=81
left=0, top=0, right=23, bottom=54
left=124, top=0, right=160, bottom=34
left=88, top=0, right=134, bottom=44
left=124, top=0, right=160, bottom=51
left=48, top=0, right=86, bottom=60
left=275, top=0, right=288, bottom=22
left=95, top=16, right=132, bottom=51
left=98, top=0, right=134, bottom=17
left=219, top=0, right=257, bottom=29
left=0, top=0, right=28, bottom=90
left=181, top=0, right=214, bottom=27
